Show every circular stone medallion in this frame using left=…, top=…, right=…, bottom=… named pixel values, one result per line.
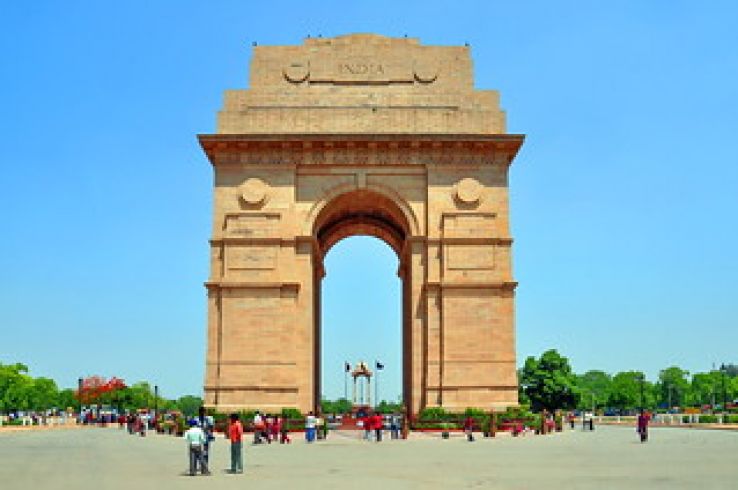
left=413, top=61, right=438, bottom=83
left=241, top=178, right=268, bottom=205
left=455, top=178, right=482, bottom=203
left=283, top=61, right=309, bottom=83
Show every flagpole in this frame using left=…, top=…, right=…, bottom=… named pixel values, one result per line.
left=375, top=370, right=379, bottom=409
left=344, top=362, right=348, bottom=401
left=375, top=361, right=379, bottom=409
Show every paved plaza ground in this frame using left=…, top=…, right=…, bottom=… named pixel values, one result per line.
left=1, top=426, right=736, bottom=489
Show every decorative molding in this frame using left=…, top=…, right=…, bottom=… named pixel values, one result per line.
left=199, top=134, right=524, bottom=167
left=423, top=281, right=517, bottom=291
left=204, top=281, right=300, bottom=291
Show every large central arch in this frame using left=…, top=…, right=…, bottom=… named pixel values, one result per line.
left=200, top=34, right=524, bottom=416
left=312, top=189, right=412, bottom=408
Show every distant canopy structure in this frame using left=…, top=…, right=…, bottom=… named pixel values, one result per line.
left=351, top=362, right=373, bottom=406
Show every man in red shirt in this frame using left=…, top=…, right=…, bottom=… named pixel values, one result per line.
left=228, top=413, right=244, bottom=473
left=372, top=413, right=384, bottom=442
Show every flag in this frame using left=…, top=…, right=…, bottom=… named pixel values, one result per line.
left=376, top=361, right=384, bottom=370
left=345, top=362, right=351, bottom=372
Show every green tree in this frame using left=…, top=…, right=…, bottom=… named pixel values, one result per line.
left=320, top=398, right=352, bottom=414
left=575, top=370, right=612, bottom=411
left=115, top=382, right=154, bottom=411
left=57, top=389, right=78, bottom=411
left=0, top=363, right=33, bottom=412
left=656, top=366, right=690, bottom=409
left=689, top=371, right=722, bottom=407
left=29, top=377, right=59, bottom=411
left=376, top=399, right=403, bottom=414
left=519, top=350, right=580, bottom=412
left=608, top=371, right=654, bottom=412
left=175, top=395, right=203, bottom=416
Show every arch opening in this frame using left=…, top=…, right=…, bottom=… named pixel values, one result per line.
left=319, top=236, right=402, bottom=408
left=313, top=189, right=411, bottom=259
left=312, top=189, right=411, bottom=413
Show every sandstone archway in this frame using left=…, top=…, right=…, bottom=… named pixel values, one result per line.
left=311, top=189, right=411, bottom=409
left=200, top=34, right=524, bottom=415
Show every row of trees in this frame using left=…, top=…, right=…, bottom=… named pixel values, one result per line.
left=0, top=362, right=203, bottom=416
left=519, top=350, right=738, bottom=413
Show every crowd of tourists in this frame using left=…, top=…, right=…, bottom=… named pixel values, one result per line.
left=176, top=408, right=410, bottom=476
left=121, top=412, right=152, bottom=436
left=250, top=411, right=292, bottom=444
left=359, top=411, right=402, bottom=441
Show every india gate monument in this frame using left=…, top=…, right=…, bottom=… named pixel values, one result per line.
left=199, top=34, right=524, bottom=415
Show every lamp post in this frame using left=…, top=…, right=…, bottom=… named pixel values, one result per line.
left=154, top=385, right=159, bottom=420
left=374, top=361, right=384, bottom=410
left=720, top=364, right=727, bottom=412
left=77, top=377, right=83, bottom=421
left=591, top=392, right=596, bottom=415
left=344, top=362, right=349, bottom=402
left=638, top=373, right=645, bottom=414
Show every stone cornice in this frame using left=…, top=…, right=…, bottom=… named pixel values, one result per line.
left=198, top=133, right=524, bottom=167
left=204, top=281, right=300, bottom=291
left=424, top=281, right=518, bottom=291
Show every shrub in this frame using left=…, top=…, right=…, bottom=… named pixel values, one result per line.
left=723, top=415, right=738, bottom=424
left=210, top=412, right=228, bottom=424
left=464, top=407, right=487, bottom=416
left=497, top=405, right=539, bottom=429
left=414, top=421, right=460, bottom=430
left=419, top=407, right=448, bottom=420
left=699, top=415, right=718, bottom=423
left=281, top=407, right=302, bottom=419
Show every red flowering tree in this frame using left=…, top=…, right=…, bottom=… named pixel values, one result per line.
left=76, top=376, right=127, bottom=405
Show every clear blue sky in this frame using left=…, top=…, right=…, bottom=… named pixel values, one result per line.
left=1, top=1, right=736, bottom=402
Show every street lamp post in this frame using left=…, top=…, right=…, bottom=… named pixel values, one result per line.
left=154, top=385, right=159, bottom=421
left=638, top=373, right=645, bottom=414
left=77, top=377, right=83, bottom=422
left=591, top=392, right=595, bottom=415
left=344, top=362, right=349, bottom=402
left=720, top=364, right=727, bottom=412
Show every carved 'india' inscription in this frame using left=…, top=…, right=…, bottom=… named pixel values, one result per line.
left=339, top=62, right=384, bottom=75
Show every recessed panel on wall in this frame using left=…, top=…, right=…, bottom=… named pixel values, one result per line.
left=224, top=213, right=281, bottom=238
left=227, top=245, right=278, bottom=270
left=442, top=213, right=496, bottom=238
left=446, top=245, right=495, bottom=270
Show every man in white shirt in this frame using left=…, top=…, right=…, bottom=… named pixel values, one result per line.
left=183, top=420, right=210, bottom=476
left=305, top=411, right=317, bottom=443
left=253, top=411, right=264, bottom=444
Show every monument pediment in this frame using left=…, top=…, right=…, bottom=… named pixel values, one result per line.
left=217, top=34, right=506, bottom=134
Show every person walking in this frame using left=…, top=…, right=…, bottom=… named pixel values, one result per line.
left=279, top=416, right=291, bottom=444
left=464, top=416, right=475, bottom=442
left=637, top=411, right=650, bottom=443
left=372, top=412, right=383, bottom=442
left=361, top=414, right=372, bottom=441
left=265, top=414, right=274, bottom=443
left=183, top=420, right=210, bottom=476
left=228, top=413, right=244, bottom=473
left=271, top=415, right=281, bottom=443
left=305, top=411, right=317, bottom=443
left=389, top=413, right=399, bottom=439
left=197, top=406, right=215, bottom=465
left=252, top=411, right=264, bottom=444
